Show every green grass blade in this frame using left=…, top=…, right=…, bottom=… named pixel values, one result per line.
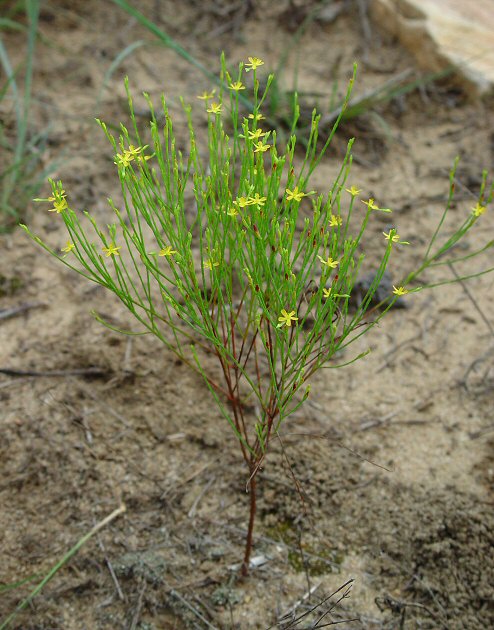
left=94, top=39, right=147, bottom=115
left=0, top=18, right=26, bottom=31
left=0, top=0, right=39, bottom=214
left=0, top=504, right=126, bottom=630
left=0, top=575, right=40, bottom=594
left=112, top=0, right=216, bottom=80
left=111, top=0, right=253, bottom=111
left=14, top=0, right=39, bottom=167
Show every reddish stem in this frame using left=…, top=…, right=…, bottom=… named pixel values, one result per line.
left=241, top=471, right=257, bottom=576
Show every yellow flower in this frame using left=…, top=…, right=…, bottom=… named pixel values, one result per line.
left=245, top=56, right=264, bottom=72
left=383, top=229, right=409, bottom=244
left=102, top=243, right=121, bottom=257
left=61, top=241, right=75, bottom=254
left=114, top=144, right=148, bottom=169
left=136, top=153, right=152, bottom=164
left=251, top=193, right=267, bottom=206
left=248, top=128, right=266, bottom=140
left=318, top=256, right=339, bottom=269
left=236, top=196, right=256, bottom=208
left=472, top=202, right=486, bottom=217
left=204, top=258, right=220, bottom=270
left=393, top=286, right=409, bottom=296
left=159, top=245, right=177, bottom=257
left=323, top=286, right=350, bottom=299
left=329, top=214, right=342, bottom=227
left=285, top=186, right=307, bottom=202
left=126, top=144, right=146, bottom=157
left=197, top=89, right=216, bottom=100
left=114, top=152, right=133, bottom=168
left=345, top=185, right=361, bottom=196
left=206, top=102, right=222, bottom=114
left=277, top=309, right=298, bottom=327
left=362, top=198, right=392, bottom=213
left=227, top=207, right=239, bottom=217
left=229, top=81, right=245, bottom=91
left=49, top=197, right=68, bottom=214
left=362, top=198, right=379, bottom=211
left=253, top=141, right=270, bottom=153
left=45, top=188, right=68, bottom=213
left=248, top=112, right=265, bottom=121
left=48, top=189, right=66, bottom=202
left=383, top=229, right=400, bottom=243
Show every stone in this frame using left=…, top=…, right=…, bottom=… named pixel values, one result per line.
left=371, top=0, right=494, bottom=95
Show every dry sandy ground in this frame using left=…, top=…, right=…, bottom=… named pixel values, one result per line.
left=1, top=1, right=493, bottom=628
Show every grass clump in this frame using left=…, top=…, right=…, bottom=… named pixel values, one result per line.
left=0, top=0, right=52, bottom=231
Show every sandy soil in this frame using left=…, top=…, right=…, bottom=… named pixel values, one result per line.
left=1, top=1, right=493, bottom=629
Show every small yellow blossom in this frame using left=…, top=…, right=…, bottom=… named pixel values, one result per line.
left=362, top=197, right=392, bottom=213
left=323, top=286, right=350, bottom=299
left=45, top=188, right=68, bottom=213
left=345, top=185, right=362, bottom=196
left=136, top=153, right=152, bottom=164
left=206, top=102, right=222, bottom=114
left=278, top=309, right=298, bottom=328
left=383, top=229, right=409, bottom=245
left=236, top=196, right=256, bottom=208
left=318, top=256, right=339, bottom=269
left=383, top=229, right=400, bottom=243
left=61, top=241, right=75, bottom=254
left=114, top=144, right=148, bottom=169
left=248, top=112, right=265, bottom=121
left=229, top=81, right=245, bottom=91
left=102, top=243, right=121, bottom=257
left=285, top=186, right=308, bottom=202
left=159, top=245, right=177, bottom=257
left=47, top=189, right=66, bottom=202
left=251, top=193, right=267, bottom=206
left=204, top=258, right=220, bottom=270
left=114, top=152, right=133, bottom=168
left=329, top=214, right=343, bottom=227
left=472, top=202, right=486, bottom=217
left=197, top=90, right=216, bottom=100
left=253, top=140, right=270, bottom=153
left=125, top=144, right=145, bottom=157
left=248, top=128, right=266, bottom=140
left=227, top=207, right=239, bottom=217
left=362, top=198, right=379, bottom=211
left=49, top=197, right=68, bottom=214
left=245, top=56, right=264, bottom=72
left=393, top=286, right=409, bottom=296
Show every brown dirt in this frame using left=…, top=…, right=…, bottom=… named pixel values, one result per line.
left=1, top=1, right=494, bottom=629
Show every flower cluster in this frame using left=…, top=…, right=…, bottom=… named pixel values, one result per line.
left=36, top=55, right=488, bottom=355
left=234, top=193, right=267, bottom=209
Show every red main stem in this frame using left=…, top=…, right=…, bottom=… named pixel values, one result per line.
left=242, top=472, right=257, bottom=575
